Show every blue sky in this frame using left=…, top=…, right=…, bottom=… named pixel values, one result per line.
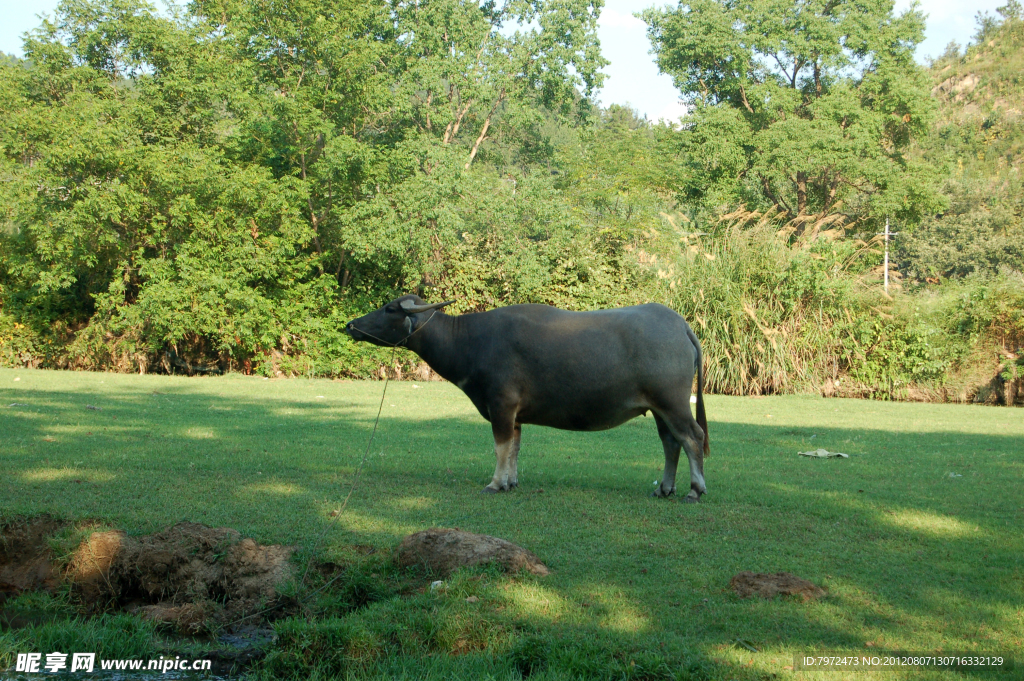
left=0, top=0, right=1007, bottom=121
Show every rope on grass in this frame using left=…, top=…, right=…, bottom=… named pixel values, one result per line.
left=230, top=310, right=446, bottom=626
left=298, top=345, right=397, bottom=585
left=227, top=345, right=398, bottom=627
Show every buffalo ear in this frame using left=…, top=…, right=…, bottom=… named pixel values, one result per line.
left=403, top=317, right=413, bottom=334
left=399, top=299, right=455, bottom=314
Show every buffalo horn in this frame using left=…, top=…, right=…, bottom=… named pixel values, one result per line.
left=399, top=299, right=455, bottom=314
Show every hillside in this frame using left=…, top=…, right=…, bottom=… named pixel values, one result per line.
left=898, top=7, right=1024, bottom=280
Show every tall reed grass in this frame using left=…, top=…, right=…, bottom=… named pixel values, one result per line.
left=645, top=210, right=862, bottom=395
left=645, top=209, right=1020, bottom=403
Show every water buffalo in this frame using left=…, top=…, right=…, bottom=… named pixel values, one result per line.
left=345, top=295, right=709, bottom=500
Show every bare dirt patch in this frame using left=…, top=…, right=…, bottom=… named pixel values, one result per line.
left=5, top=518, right=551, bottom=641
left=730, top=571, right=826, bottom=602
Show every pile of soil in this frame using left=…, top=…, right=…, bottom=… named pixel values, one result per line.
left=1, top=516, right=295, bottom=634
left=4, top=518, right=552, bottom=639
left=396, top=528, right=550, bottom=577
left=69, top=522, right=295, bottom=632
left=730, top=571, right=826, bottom=601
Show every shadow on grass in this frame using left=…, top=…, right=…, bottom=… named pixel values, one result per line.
left=1, top=380, right=1021, bottom=679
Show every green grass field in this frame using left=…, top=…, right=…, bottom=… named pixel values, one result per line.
left=1, top=367, right=1022, bottom=680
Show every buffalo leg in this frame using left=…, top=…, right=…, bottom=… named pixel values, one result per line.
left=509, top=424, right=522, bottom=488
left=484, top=411, right=518, bottom=493
left=652, top=414, right=681, bottom=498
left=653, top=406, right=706, bottom=502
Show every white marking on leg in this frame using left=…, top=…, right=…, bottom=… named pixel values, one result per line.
left=489, top=440, right=514, bottom=490
left=689, top=456, right=706, bottom=494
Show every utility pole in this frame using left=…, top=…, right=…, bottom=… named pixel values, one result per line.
left=879, top=218, right=899, bottom=295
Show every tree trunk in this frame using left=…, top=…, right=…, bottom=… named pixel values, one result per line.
left=443, top=101, right=471, bottom=145
left=761, top=175, right=792, bottom=216
left=299, top=150, right=324, bottom=258
left=1005, top=377, right=1019, bottom=406
left=739, top=85, right=754, bottom=113
left=466, top=89, right=504, bottom=169
left=823, top=174, right=840, bottom=213
left=796, top=171, right=808, bottom=214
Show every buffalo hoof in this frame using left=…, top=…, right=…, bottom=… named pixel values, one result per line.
left=482, top=486, right=500, bottom=494
left=683, top=491, right=701, bottom=503
left=651, top=488, right=675, bottom=499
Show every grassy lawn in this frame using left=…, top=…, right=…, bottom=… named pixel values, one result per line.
left=1, top=366, right=1022, bottom=680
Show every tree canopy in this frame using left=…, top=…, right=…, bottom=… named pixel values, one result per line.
left=1, top=0, right=627, bottom=372
left=642, top=0, right=944, bottom=226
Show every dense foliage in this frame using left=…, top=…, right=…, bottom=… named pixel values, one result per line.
left=897, top=1, right=1024, bottom=281
left=1, top=0, right=1021, bottom=403
left=641, top=0, right=943, bottom=226
left=1, top=0, right=630, bottom=376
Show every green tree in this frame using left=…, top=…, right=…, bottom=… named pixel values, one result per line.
left=0, top=0, right=352, bottom=371
left=315, top=0, right=609, bottom=295
left=554, top=105, right=671, bottom=233
left=898, top=1, right=1024, bottom=281
left=0, top=0, right=624, bottom=373
left=641, top=0, right=944, bottom=227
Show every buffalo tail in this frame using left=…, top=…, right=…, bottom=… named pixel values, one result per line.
left=689, top=328, right=710, bottom=457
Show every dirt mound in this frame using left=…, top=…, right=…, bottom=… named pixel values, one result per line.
left=730, top=572, right=826, bottom=601
left=396, top=528, right=550, bottom=577
left=0, top=515, right=66, bottom=601
left=67, top=522, right=295, bottom=629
